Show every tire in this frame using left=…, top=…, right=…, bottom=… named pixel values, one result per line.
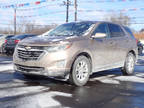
left=23, top=74, right=34, bottom=79
left=138, top=46, right=143, bottom=55
left=69, top=56, right=91, bottom=86
left=22, top=73, right=41, bottom=79
left=122, top=53, right=135, bottom=75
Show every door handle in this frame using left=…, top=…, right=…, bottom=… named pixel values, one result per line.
left=95, top=38, right=103, bottom=42
left=110, top=42, right=114, bottom=44
left=109, top=41, right=115, bottom=46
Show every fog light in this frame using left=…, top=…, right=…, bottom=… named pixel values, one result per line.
left=51, top=51, right=67, bottom=60
left=56, top=60, right=66, bottom=68
left=46, top=60, right=66, bottom=71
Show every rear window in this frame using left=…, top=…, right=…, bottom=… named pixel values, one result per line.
left=5, top=35, right=14, bottom=39
left=12, top=34, right=35, bottom=39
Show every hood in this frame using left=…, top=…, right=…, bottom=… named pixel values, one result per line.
left=19, top=35, right=77, bottom=46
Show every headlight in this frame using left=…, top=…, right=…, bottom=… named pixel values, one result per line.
left=43, top=43, right=71, bottom=52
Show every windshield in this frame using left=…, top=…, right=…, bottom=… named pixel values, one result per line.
left=46, top=22, right=94, bottom=37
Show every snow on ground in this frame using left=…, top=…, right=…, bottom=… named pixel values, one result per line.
left=2, top=91, right=72, bottom=108
left=0, top=86, right=48, bottom=98
left=90, top=73, right=144, bottom=85
left=37, top=92, right=72, bottom=108
left=90, top=65, right=144, bottom=85
left=0, top=64, right=13, bottom=72
left=114, top=75, right=144, bottom=83
left=0, top=55, right=144, bottom=108
left=0, top=58, right=144, bottom=85
left=0, top=82, right=72, bottom=108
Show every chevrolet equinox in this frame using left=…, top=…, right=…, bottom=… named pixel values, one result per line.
left=13, top=21, right=138, bottom=86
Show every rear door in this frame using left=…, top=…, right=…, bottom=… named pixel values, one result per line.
left=107, top=23, right=128, bottom=65
left=90, top=23, right=119, bottom=71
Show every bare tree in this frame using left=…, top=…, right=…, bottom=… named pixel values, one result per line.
left=104, top=12, right=131, bottom=26
left=1, top=18, right=57, bottom=35
left=16, top=19, right=36, bottom=34
left=25, top=22, right=35, bottom=33
left=30, top=24, right=57, bottom=35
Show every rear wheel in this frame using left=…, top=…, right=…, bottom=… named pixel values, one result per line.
left=23, top=74, right=35, bottom=79
left=138, top=46, right=143, bottom=55
left=69, top=56, right=91, bottom=86
left=122, top=53, right=135, bottom=75
left=22, top=73, right=43, bottom=79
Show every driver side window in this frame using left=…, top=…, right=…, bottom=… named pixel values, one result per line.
left=92, top=23, right=108, bottom=38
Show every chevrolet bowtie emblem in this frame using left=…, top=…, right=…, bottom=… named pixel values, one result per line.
left=25, top=46, right=31, bottom=50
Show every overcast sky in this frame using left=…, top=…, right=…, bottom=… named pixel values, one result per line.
left=0, top=0, right=144, bottom=31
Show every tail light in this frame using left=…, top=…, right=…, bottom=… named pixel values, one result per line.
left=14, top=40, right=20, bottom=44
left=5, top=40, right=7, bottom=43
left=136, top=39, right=138, bottom=44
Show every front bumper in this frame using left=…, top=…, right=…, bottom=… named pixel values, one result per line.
left=13, top=49, right=72, bottom=77
left=14, top=64, right=69, bottom=77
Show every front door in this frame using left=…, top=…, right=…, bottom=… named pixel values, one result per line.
left=90, top=23, right=118, bottom=71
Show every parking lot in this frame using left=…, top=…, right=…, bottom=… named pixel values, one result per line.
left=0, top=54, right=144, bottom=108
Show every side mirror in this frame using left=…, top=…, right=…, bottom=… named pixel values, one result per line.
left=91, top=33, right=107, bottom=38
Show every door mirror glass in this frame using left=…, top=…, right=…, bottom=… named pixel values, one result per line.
left=92, top=33, right=107, bottom=38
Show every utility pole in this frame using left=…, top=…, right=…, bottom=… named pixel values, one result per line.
left=14, top=8, right=16, bottom=35
left=63, top=0, right=71, bottom=22
left=66, top=0, right=69, bottom=22
left=74, top=0, right=77, bottom=21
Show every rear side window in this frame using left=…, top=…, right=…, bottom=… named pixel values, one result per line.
left=108, top=24, right=125, bottom=37
left=124, top=26, right=135, bottom=39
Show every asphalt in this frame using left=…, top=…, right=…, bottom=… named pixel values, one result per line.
left=0, top=54, right=144, bottom=108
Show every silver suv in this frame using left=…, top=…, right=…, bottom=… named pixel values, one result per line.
left=13, top=21, right=138, bottom=86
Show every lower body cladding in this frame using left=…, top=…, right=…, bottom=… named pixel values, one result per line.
left=13, top=51, right=72, bottom=78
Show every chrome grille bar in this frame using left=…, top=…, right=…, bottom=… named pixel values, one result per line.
left=17, top=46, right=44, bottom=61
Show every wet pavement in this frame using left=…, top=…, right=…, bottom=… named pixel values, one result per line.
left=0, top=54, right=144, bottom=108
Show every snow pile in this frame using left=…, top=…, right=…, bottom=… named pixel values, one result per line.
left=0, top=64, right=13, bottom=72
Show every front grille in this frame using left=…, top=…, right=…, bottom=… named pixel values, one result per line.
left=18, top=45, right=44, bottom=50
left=17, top=46, right=44, bottom=60
left=16, top=64, right=44, bottom=72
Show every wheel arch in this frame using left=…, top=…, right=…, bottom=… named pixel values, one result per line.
left=70, top=52, right=92, bottom=74
left=128, top=50, right=138, bottom=62
left=128, top=50, right=136, bottom=58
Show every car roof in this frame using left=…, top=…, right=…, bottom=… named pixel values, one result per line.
left=65, top=21, right=123, bottom=26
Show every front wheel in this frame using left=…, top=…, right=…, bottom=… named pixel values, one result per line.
left=69, top=56, right=91, bottom=86
left=122, top=53, right=135, bottom=75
